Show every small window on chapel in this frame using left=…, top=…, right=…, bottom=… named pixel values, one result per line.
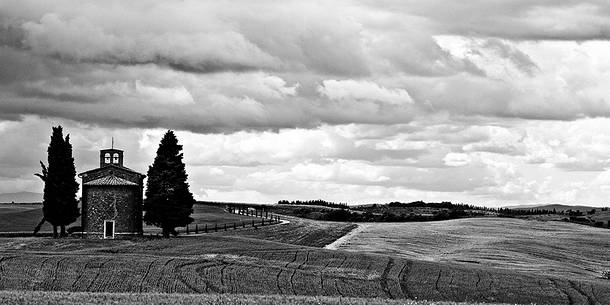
left=104, top=153, right=111, bottom=163
left=113, top=153, right=119, bottom=164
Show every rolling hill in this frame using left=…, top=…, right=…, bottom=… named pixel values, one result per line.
left=0, top=192, right=42, bottom=204
left=503, top=204, right=603, bottom=212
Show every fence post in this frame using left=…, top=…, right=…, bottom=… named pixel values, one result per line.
left=205, top=224, right=208, bottom=233
left=224, top=223, right=227, bottom=231
left=262, top=218, right=265, bottom=226
left=186, top=225, right=189, bottom=234
left=195, top=224, right=198, bottom=234
left=233, top=222, right=236, bottom=230
left=215, top=223, right=218, bottom=232
left=265, top=211, right=268, bottom=218
left=252, top=219, right=255, bottom=227
left=242, top=221, right=245, bottom=228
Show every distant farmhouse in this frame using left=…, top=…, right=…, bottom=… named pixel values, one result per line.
left=78, top=148, right=145, bottom=238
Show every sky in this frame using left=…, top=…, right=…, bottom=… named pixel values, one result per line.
left=2, top=0, right=610, bottom=207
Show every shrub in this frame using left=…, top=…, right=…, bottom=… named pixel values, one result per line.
left=322, top=209, right=353, bottom=221
left=601, top=269, right=610, bottom=279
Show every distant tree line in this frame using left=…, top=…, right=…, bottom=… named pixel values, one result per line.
left=278, top=199, right=486, bottom=210
left=288, top=206, right=469, bottom=222
left=495, top=208, right=557, bottom=216
left=277, top=199, right=348, bottom=209
left=385, top=201, right=485, bottom=210
left=273, top=199, right=610, bottom=226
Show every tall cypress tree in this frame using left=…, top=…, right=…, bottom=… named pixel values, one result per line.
left=35, top=126, right=80, bottom=237
left=144, top=130, right=194, bottom=237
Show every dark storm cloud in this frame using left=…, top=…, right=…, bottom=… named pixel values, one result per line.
left=361, top=0, right=610, bottom=41
left=1, top=0, right=610, bottom=134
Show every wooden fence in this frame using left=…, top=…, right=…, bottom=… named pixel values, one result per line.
left=176, top=206, right=282, bottom=235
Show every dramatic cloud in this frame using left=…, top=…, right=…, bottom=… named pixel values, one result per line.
left=2, top=0, right=610, bottom=206
left=318, top=80, right=413, bottom=105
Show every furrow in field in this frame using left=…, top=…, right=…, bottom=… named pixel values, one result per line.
left=48, top=256, right=67, bottom=290
left=28, top=256, right=53, bottom=290
left=379, top=257, right=395, bottom=299
left=277, top=250, right=299, bottom=295
left=318, top=252, right=334, bottom=295
left=156, top=258, right=175, bottom=292
left=84, top=258, right=111, bottom=292
left=332, top=254, right=348, bottom=297
left=288, top=250, right=310, bottom=295
left=139, top=259, right=157, bottom=293
left=568, top=281, right=595, bottom=305
left=179, top=260, right=223, bottom=293
left=397, top=260, right=413, bottom=299
left=0, top=256, right=16, bottom=290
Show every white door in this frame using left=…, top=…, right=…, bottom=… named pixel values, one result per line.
left=104, top=220, right=115, bottom=239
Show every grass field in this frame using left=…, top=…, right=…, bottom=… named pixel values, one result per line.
left=0, top=204, right=54, bottom=232
left=326, top=218, right=610, bottom=281
left=519, top=209, right=610, bottom=228
left=144, top=204, right=262, bottom=234
left=0, top=225, right=608, bottom=304
left=0, top=290, right=511, bottom=305
left=0, top=204, right=609, bottom=304
left=218, top=215, right=357, bottom=247
left=0, top=203, right=260, bottom=234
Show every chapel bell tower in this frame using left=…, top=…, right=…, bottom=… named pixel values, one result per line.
left=100, top=149, right=124, bottom=167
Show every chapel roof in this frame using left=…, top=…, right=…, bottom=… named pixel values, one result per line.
left=78, top=163, right=145, bottom=177
left=83, top=174, right=139, bottom=186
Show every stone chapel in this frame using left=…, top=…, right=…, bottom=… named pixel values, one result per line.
left=78, top=148, right=145, bottom=238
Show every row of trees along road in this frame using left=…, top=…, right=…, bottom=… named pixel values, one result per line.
left=36, top=127, right=194, bottom=238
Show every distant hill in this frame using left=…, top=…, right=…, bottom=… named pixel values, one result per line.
left=504, top=204, right=600, bottom=212
left=0, top=192, right=42, bottom=203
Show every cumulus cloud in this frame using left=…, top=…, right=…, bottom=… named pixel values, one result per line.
left=365, top=0, right=610, bottom=41
left=443, top=153, right=471, bottom=167
left=3, top=0, right=610, bottom=206
left=4, top=0, right=610, bottom=128
left=21, top=13, right=280, bottom=72
left=318, top=79, right=414, bottom=105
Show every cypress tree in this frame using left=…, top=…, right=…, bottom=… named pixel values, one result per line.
left=144, top=130, right=195, bottom=237
left=35, top=126, right=80, bottom=237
